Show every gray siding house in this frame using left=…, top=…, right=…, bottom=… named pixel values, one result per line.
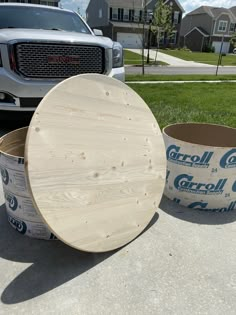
left=86, top=0, right=184, bottom=48
left=180, top=6, right=236, bottom=53
left=0, top=0, right=59, bottom=6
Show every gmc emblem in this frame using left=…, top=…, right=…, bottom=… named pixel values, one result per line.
left=47, top=55, right=80, bottom=64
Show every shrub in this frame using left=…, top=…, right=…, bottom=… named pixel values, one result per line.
left=203, top=44, right=212, bottom=52
left=182, top=46, right=192, bottom=52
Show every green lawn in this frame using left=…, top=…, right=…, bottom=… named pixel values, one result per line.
left=159, top=49, right=236, bottom=66
left=128, top=82, right=236, bottom=129
left=126, top=74, right=236, bottom=81
left=124, top=49, right=168, bottom=65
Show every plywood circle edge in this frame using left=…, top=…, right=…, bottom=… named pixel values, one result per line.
left=25, top=74, right=166, bottom=252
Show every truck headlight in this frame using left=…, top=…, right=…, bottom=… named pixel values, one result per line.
left=112, top=42, right=123, bottom=68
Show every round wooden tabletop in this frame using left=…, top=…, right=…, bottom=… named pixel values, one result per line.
left=25, top=74, right=166, bottom=252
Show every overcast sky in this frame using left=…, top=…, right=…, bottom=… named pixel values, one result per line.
left=61, top=0, right=236, bottom=17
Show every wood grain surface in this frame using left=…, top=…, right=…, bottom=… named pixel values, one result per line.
left=25, top=74, right=166, bottom=252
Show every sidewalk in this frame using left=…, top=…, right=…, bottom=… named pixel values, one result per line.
left=127, top=49, right=215, bottom=67
left=127, top=80, right=236, bottom=84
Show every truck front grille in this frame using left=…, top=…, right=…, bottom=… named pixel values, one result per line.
left=15, top=43, right=105, bottom=78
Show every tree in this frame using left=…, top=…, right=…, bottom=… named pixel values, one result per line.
left=151, top=0, right=174, bottom=63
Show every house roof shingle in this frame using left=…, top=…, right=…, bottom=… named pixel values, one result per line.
left=186, top=6, right=214, bottom=17
left=230, top=6, right=236, bottom=18
left=164, top=0, right=185, bottom=12
left=185, top=26, right=209, bottom=37
left=211, top=7, right=235, bottom=21
left=195, top=26, right=209, bottom=36
left=186, top=5, right=236, bottom=22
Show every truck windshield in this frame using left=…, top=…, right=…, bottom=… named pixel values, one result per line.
left=0, top=5, right=91, bottom=34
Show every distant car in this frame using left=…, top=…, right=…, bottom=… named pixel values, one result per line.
left=233, top=48, right=236, bottom=54
left=0, top=3, right=124, bottom=114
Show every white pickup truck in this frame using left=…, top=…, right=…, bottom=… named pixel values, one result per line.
left=0, top=3, right=124, bottom=115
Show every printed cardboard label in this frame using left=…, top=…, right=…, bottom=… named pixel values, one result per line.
left=174, top=174, right=227, bottom=195
left=4, top=188, right=42, bottom=222
left=188, top=200, right=236, bottom=212
left=7, top=213, right=57, bottom=240
left=166, top=144, right=214, bottom=168
left=220, top=149, right=236, bottom=169
left=0, top=166, right=28, bottom=196
left=0, top=154, right=24, bottom=171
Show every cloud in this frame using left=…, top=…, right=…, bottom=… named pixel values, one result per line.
left=180, top=0, right=236, bottom=13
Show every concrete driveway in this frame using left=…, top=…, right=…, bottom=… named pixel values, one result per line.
left=127, top=49, right=215, bottom=67
left=0, top=124, right=236, bottom=314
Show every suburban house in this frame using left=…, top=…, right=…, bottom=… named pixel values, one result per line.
left=0, top=0, right=59, bottom=7
left=86, top=0, right=184, bottom=48
left=180, top=6, right=236, bottom=53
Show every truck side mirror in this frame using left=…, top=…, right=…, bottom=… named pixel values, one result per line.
left=93, top=29, right=103, bottom=36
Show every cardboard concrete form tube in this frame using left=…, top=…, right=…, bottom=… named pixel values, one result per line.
left=163, top=123, right=236, bottom=212
left=6, top=210, right=57, bottom=240
left=0, top=127, right=56, bottom=239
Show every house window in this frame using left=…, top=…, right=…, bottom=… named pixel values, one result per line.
left=218, top=20, right=228, bottom=32
left=169, top=32, right=177, bottom=44
left=134, top=9, right=139, bottom=22
left=145, top=9, right=152, bottom=22
left=118, top=8, right=123, bottom=21
left=230, top=23, right=235, bottom=32
left=129, top=9, right=134, bottom=22
left=112, top=8, right=118, bottom=20
left=123, top=8, right=129, bottom=21
left=139, top=10, right=143, bottom=22
left=99, top=9, right=102, bottom=18
left=173, top=11, right=179, bottom=24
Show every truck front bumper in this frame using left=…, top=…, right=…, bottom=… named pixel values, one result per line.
left=0, top=66, right=125, bottom=112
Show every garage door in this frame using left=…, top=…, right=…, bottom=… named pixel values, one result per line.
left=212, top=41, right=230, bottom=54
left=117, top=33, right=143, bottom=48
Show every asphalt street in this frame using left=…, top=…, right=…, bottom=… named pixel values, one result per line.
left=125, top=65, right=236, bottom=75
